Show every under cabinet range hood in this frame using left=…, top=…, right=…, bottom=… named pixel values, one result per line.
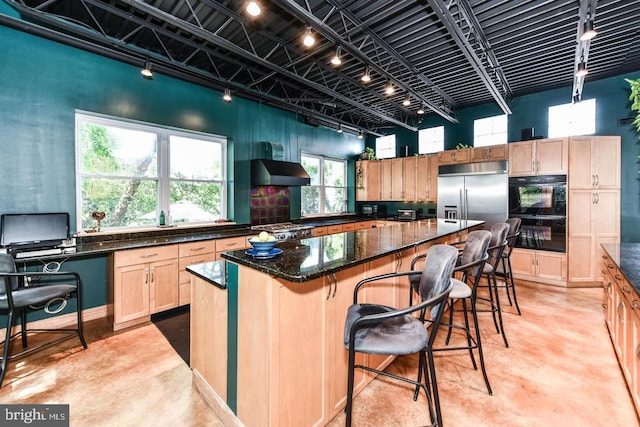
left=251, top=159, right=311, bottom=186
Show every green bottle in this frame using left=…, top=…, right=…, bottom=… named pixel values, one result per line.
left=159, top=210, right=166, bottom=226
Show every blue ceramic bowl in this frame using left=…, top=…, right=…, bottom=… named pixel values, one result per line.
left=248, top=238, right=278, bottom=254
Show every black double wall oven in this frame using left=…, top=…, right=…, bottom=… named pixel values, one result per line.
left=508, top=175, right=567, bottom=252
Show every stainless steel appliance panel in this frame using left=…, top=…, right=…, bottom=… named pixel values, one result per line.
left=437, top=164, right=508, bottom=229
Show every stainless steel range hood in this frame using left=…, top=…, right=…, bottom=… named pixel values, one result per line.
left=251, top=159, right=311, bottom=186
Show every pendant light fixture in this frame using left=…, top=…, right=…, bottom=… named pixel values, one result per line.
left=303, top=27, right=315, bottom=47
left=337, top=124, right=343, bottom=133
left=357, top=130, right=364, bottom=139
left=141, top=60, right=153, bottom=79
left=402, top=98, right=411, bottom=107
left=580, top=4, right=597, bottom=41
left=417, top=105, right=425, bottom=115
left=361, top=66, right=371, bottom=83
left=331, top=47, right=342, bottom=66
left=223, top=88, right=232, bottom=102
left=576, top=57, right=588, bottom=77
left=384, top=81, right=395, bottom=95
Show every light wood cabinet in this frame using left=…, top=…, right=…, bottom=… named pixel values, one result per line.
left=215, top=236, right=249, bottom=260
left=510, top=248, right=566, bottom=286
left=568, top=136, right=620, bottom=286
left=508, top=138, right=568, bottom=176
left=355, top=160, right=382, bottom=201
left=390, top=157, right=405, bottom=200
left=381, top=159, right=393, bottom=200
left=416, top=154, right=438, bottom=202
left=178, top=240, right=217, bottom=306
left=327, top=224, right=343, bottom=234
left=471, top=144, right=508, bottom=162
left=438, top=148, right=470, bottom=165
left=313, top=226, right=328, bottom=236
left=111, top=245, right=179, bottom=331
left=355, top=220, right=374, bottom=230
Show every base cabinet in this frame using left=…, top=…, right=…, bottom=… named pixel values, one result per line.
left=178, top=240, right=217, bottom=306
left=510, top=248, right=566, bottom=286
left=111, top=245, right=179, bottom=331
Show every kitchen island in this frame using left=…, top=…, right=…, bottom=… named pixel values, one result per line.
left=189, top=219, right=483, bottom=427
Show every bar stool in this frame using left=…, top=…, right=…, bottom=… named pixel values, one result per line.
left=496, top=217, right=522, bottom=315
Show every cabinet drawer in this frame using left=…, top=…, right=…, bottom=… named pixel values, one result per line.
left=327, top=225, right=343, bottom=234
left=217, top=236, right=248, bottom=252
left=179, top=253, right=217, bottom=284
left=114, top=245, right=178, bottom=267
left=313, top=226, right=328, bottom=236
left=179, top=240, right=217, bottom=258
left=342, top=223, right=356, bottom=232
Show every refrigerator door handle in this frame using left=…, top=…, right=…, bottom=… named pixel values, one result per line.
left=459, top=189, right=463, bottom=220
left=464, top=188, right=469, bottom=220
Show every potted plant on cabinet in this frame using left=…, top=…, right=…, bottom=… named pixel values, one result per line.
left=360, top=146, right=376, bottom=160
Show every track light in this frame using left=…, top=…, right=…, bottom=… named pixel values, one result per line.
left=384, top=81, right=395, bottom=95
left=331, top=47, right=342, bottom=66
left=576, top=60, right=588, bottom=77
left=573, top=90, right=581, bottom=103
left=417, top=105, right=425, bottom=115
left=361, top=66, right=371, bottom=83
left=303, top=27, right=315, bottom=47
left=223, top=88, right=232, bottom=102
left=580, top=5, right=597, bottom=41
left=337, top=124, right=343, bottom=133
left=246, top=1, right=261, bottom=17
left=358, top=130, right=364, bottom=139
left=402, top=98, right=411, bottom=107
left=141, top=60, right=153, bottom=79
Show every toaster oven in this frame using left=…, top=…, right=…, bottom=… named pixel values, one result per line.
left=397, top=209, right=417, bottom=221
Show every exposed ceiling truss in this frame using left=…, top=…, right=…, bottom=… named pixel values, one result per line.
left=2, top=0, right=639, bottom=137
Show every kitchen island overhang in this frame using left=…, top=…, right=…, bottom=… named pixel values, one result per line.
left=189, top=219, right=483, bottom=427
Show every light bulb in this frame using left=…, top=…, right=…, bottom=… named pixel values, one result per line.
left=331, top=47, right=342, bottom=65
left=303, top=28, right=315, bottom=47
left=385, top=82, right=395, bottom=95
left=246, top=1, right=261, bottom=17
left=361, top=67, right=371, bottom=83
left=417, top=106, right=425, bottom=115
left=402, top=98, right=411, bottom=106
left=223, top=88, right=232, bottom=102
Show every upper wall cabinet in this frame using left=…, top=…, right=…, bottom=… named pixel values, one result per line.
left=508, top=138, right=568, bottom=176
left=438, top=148, right=470, bottom=165
left=568, top=136, right=620, bottom=189
left=356, top=160, right=382, bottom=201
left=470, top=144, right=509, bottom=162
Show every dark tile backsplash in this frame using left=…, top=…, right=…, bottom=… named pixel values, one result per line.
left=250, top=186, right=290, bottom=225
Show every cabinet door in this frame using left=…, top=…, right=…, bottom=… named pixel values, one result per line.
left=403, top=157, right=417, bottom=201
left=391, top=157, right=404, bottom=200
left=568, top=190, right=594, bottom=282
left=114, top=263, right=150, bottom=325
left=471, top=147, right=490, bottom=162
left=367, top=160, right=382, bottom=201
left=535, top=251, right=566, bottom=281
left=149, top=259, right=179, bottom=313
left=508, top=141, right=535, bottom=176
left=438, top=150, right=457, bottom=165
left=568, top=136, right=593, bottom=188
left=535, top=138, right=568, bottom=175
left=510, top=248, right=536, bottom=277
left=415, top=155, right=430, bottom=201
left=593, top=136, right=620, bottom=189
left=381, top=159, right=393, bottom=200
left=327, top=266, right=366, bottom=418
left=602, top=262, right=614, bottom=331
left=428, top=154, right=438, bottom=201
left=471, top=146, right=507, bottom=162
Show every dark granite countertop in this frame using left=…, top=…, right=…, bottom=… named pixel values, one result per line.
left=601, top=243, right=640, bottom=295
left=221, top=219, right=482, bottom=283
left=186, top=260, right=227, bottom=289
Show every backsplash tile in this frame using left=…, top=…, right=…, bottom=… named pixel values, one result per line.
left=250, top=186, right=290, bottom=224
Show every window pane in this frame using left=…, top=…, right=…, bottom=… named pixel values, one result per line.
left=419, top=126, right=444, bottom=154
left=170, top=136, right=222, bottom=180
left=548, top=99, right=595, bottom=137
left=80, top=124, right=157, bottom=177
left=324, top=187, right=345, bottom=214
left=301, top=186, right=321, bottom=215
left=169, top=182, right=223, bottom=222
left=324, top=159, right=345, bottom=187
left=302, top=156, right=321, bottom=185
left=81, top=178, right=157, bottom=229
left=474, top=115, right=507, bottom=147
left=376, top=135, right=396, bottom=159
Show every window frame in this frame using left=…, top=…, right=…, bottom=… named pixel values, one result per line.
left=473, top=114, right=508, bottom=147
left=75, top=111, right=227, bottom=231
left=548, top=98, right=596, bottom=138
left=418, top=126, right=444, bottom=154
left=300, top=153, right=347, bottom=217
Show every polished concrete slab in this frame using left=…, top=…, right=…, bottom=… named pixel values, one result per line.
left=0, top=280, right=638, bottom=427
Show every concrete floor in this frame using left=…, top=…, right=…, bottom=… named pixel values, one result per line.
left=0, top=280, right=638, bottom=427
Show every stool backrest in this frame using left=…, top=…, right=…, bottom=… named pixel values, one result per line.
left=460, top=230, right=492, bottom=276
left=416, top=244, right=459, bottom=301
left=488, top=222, right=510, bottom=264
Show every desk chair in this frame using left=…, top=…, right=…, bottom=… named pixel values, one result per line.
left=344, top=244, right=458, bottom=427
left=0, top=254, right=87, bottom=387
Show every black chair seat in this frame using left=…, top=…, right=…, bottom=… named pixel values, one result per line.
left=0, top=284, right=77, bottom=309
left=345, top=303, right=428, bottom=355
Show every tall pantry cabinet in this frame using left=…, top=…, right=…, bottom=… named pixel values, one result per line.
left=567, top=136, right=621, bottom=286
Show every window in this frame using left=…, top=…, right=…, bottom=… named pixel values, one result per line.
left=474, top=114, right=508, bottom=147
left=76, top=112, right=227, bottom=231
left=375, top=134, right=396, bottom=159
left=548, top=98, right=596, bottom=137
left=418, top=126, right=444, bottom=154
left=301, top=154, right=347, bottom=216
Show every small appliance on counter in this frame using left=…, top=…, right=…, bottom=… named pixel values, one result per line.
left=360, top=204, right=387, bottom=218
left=397, top=209, right=418, bottom=221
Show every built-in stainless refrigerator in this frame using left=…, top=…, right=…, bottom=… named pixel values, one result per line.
left=437, top=161, right=508, bottom=229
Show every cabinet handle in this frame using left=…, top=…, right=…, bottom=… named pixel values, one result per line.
left=592, top=193, right=596, bottom=204
left=632, top=300, right=640, bottom=311
left=332, top=273, right=338, bottom=298
left=150, top=267, right=155, bottom=284
left=615, top=274, right=623, bottom=281
left=622, top=285, right=632, bottom=294
left=141, top=253, right=159, bottom=259
left=592, top=174, right=596, bottom=186
left=606, top=263, right=614, bottom=268
left=617, top=302, right=625, bottom=322
left=144, top=267, right=149, bottom=284
left=595, top=174, right=599, bottom=186
left=637, top=343, right=640, bottom=360
left=326, top=275, right=333, bottom=300
left=595, top=193, right=599, bottom=204
left=189, top=246, right=207, bottom=252
left=602, top=303, right=607, bottom=310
